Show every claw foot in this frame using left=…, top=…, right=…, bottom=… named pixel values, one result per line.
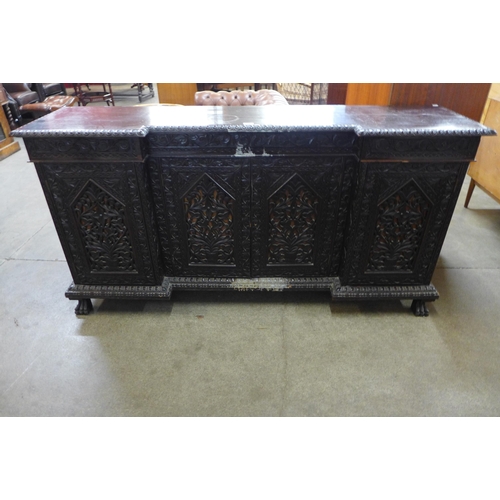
left=75, top=299, right=93, bottom=315
left=411, top=300, right=429, bottom=317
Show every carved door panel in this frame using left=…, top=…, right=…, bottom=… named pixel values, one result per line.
left=35, top=162, right=163, bottom=286
left=340, top=162, right=469, bottom=286
left=251, top=156, right=355, bottom=277
left=150, top=157, right=251, bottom=277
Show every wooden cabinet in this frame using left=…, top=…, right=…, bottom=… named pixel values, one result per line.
left=156, top=83, right=197, bottom=105
left=465, top=84, right=500, bottom=207
left=12, top=105, right=493, bottom=316
left=0, top=84, right=21, bottom=161
left=338, top=83, right=491, bottom=122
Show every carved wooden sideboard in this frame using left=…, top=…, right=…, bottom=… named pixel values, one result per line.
left=12, top=105, right=495, bottom=316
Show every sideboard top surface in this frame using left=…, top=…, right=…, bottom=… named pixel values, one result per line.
left=11, top=105, right=496, bottom=138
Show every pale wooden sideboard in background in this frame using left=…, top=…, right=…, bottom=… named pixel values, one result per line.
left=465, top=83, right=500, bottom=208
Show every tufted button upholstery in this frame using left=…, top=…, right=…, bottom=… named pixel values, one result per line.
left=195, top=89, right=288, bottom=106
left=20, top=94, right=78, bottom=113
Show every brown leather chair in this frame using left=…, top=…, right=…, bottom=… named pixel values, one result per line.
left=33, top=83, right=67, bottom=101
left=2, top=83, right=77, bottom=126
left=195, top=89, right=288, bottom=106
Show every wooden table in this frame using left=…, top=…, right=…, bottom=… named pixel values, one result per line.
left=71, top=83, right=115, bottom=106
left=12, top=105, right=494, bottom=316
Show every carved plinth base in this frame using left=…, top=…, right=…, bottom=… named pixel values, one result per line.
left=170, top=277, right=334, bottom=291
left=330, top=278, right=439, bottom=316
left=66, top=277, right=440, bottom=316
left=66, top=279, right=173, bottom=315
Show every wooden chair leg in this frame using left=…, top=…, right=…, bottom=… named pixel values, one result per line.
left=464, top=178, right=476, bottom=208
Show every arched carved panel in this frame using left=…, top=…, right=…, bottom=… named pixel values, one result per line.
left=267, top=173, right=320, bottom=265
left=341, top=162, right=469, bottom=286
left=182, top=173, right=236, bottom=266
left=366, top=180, right=432, bottom=273
left=73, top=180, right=137, bottom=273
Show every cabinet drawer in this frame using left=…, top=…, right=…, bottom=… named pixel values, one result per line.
left=148, top=131, right=359, bottom=156
left=24, top=136, right=145, bottom=162
left=361, top=136, right=481, bottom=161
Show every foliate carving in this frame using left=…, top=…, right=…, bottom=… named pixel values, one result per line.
left=341, top=162, right=468, bottom=286
left=152, top=158, right=251, bottom=277
left=73, top=181, right=137, bottom=273
left=183, top=174, right=236, bottom=265
left=36, top=162, right=160, bottom=286
left=367, top=180, right=432, bottom=272
left=267, top=174, right=319, bottom=265
left=249, top=156, right=349, bottom=277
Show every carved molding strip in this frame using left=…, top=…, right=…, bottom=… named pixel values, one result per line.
left=13, top=128, right=148, bottom=137
left=66, top=279, right=172, bottom=299
left=14, top=124, right=493, bottom=138
left=357, top=127, right=494, bottom=137
left=147, top=124, right=494, bottom=137
left=170, top=276, right=333, bottom=290
left=331, top=278, right=439, bottom=300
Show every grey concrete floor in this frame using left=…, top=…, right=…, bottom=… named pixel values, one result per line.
left=1, top=95, right=500, bottom=416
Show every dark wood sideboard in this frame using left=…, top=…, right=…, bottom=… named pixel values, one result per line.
left=12, top=105, right=495, bottom=316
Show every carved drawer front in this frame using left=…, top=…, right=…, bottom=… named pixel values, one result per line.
left=149, top=157, right=252, bottom=277
left=360, top=136, right=481, bottom=161
left=340, top=162, right=469, bottom=286
left=35, top=162, right=162, bottom=285
left=251, top=156, right=355, bottom=277
left=25, top=136, right=145, bottom=162
left=148, top=131, right=359, bottom=156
